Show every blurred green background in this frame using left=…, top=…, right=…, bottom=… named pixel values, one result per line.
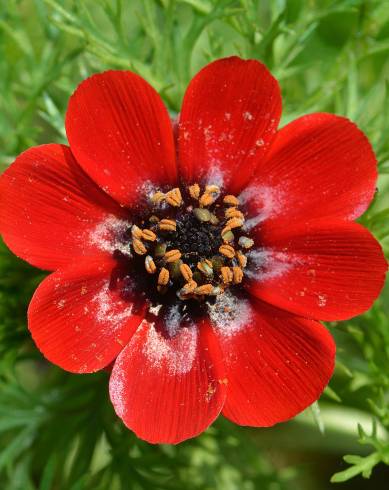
left=0, top=0, right=389, bottom=489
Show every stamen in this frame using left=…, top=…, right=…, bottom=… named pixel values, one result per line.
left=209, top=213, right=219, bottom=225
left=205, top=184, right=220, bottom=194
left=131, top=225, right=143, bottom=239
left=238, top=236, right=254, bottom=249
left=225, top=207, right=244, bottom=220
left=133, top=238, right=147, bottom=255
left=194, top=284, right=214, bottom=295
left=145, top=255, right=157, bottom=274
left=221, top=227, right=234, bottom=243
left=232, top=266, right=243, bottom=284
left=181, top=280, right=197, bottom=295
left=142, top=229, right=157, bottom=241
left=226, top=217, right=244, bottom=229
left=223, top=194, right=240, bottom=206
left=219, top=243, right=235, bottom=258
left=199, top=192, right=215, bottom=208
left=159, top=219, right=177, bottom=232
left=193, top=208, right=211, bottom=222
left=180, top=263, right=193, bottom=281
left=158, top=267, right=170, bottom=286
left=220, top=266, right=233, bottom=284
left=236, top=250, right=248, bottom=268
left=188, top=183, right=200, bottom=200
left=165, top=188, right=182, bottom=207
left=164, top=249, right=182, bottom=263
left=197, top=260, right=213, bottom=277
left=151, top=191, right=165, bottom=204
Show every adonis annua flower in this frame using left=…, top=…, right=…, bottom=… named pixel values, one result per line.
left=0, top=57, right=387, bottom=443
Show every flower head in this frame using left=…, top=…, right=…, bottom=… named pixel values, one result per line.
left=0, top=57, right=386, bottom=444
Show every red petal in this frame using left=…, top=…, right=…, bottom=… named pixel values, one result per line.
left=109, top=319, right=227, bottom=444
left=243, top=114, right=377, bottom=228
left=28, top=257, right=145, bottom=373
left=66, top=70, right=177, bottom=206
left=248, top=221, right=387, bottom=321
left=178, top=57, right=281, bottom=192
left=214, top=298, right=335, bottom=427
left=0, top=144, right=128, bottom=270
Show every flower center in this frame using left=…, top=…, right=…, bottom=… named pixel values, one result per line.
left=128, top=183, right=254, bottom=301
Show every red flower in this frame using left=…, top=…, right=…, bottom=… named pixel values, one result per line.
left=0, top=57, right=387, bottom=444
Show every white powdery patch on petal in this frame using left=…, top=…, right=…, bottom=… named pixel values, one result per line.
left=164, top=303, right=182, bottom=338
left=208, top=290, right=253, bottom=338
left=239, top=184, right=286, bottom=230
left=138, top=179, right=169, bottom=210
left=138, top=179, right=161, bottom=201
left=205, top=163, right=225, bottom=189
left=246, top=248, right=301, bottom=281
left=91, top=281, right=134, bottom=331
left=198, top=120, right=234, bottom=188
left=142, top=322, right=198, bottom=375
left=110, top=367, right=126, bottom=418
left=88, top=215, right=132, bottom=256
left=347, top=190, right=372, bottom=220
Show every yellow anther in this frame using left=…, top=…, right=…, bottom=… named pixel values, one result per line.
left=220, top=266, right=233, bottom=284
left=199, top=192, right=215, bottom=208
left=151, top=191, right=165, bottom=204
left=158, top=267, right=170, bottom=286
left=194, top=284, right=214, bottom=295
left=165, top=188, right=182, bottom=207
left=188, top=183, right=200, bottom=200
left=238, top=236, right=254, bottom=249
left=132, top=238, right=147, bottom=255
left=145, top=255, right=157, bottom=274
left=159, top=218, right=177, bottom=232
left=181, top=280, right=197, bottom=295
left=219, top=243, right=235, bottom=259
left=226, top=217, right=244, bottom=229
left=221, top=226, right=234, bottom=243
left=236, top=250, right=248, bottom=268
left=205, top=184, right=220, bottom=194
left=225, top=207, right=244, bottom=220
left=209, top=213, right=219, bottom=225
left=232, top=266, right=243, bottom=284
left=197, top=260, right=213, bottom=277
left=131, top=224, right=143, bottom=239
left=142, top=229, right=157, bottom=241
left=193, top=208, right=211, bottom=222
left=223, top=195, right=240, bottom=206
left=164, top=249, right=182, bottom=263
left=180, top=263, right=193, bottom=281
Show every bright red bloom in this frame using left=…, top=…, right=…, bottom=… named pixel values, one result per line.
left=0, top=57, right=386, bottom=444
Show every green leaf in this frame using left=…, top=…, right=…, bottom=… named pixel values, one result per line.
left=331, top=452, right=381, bottom=482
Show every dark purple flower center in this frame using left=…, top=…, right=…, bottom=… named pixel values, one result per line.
left=113, top=183, right=254, bottom=308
